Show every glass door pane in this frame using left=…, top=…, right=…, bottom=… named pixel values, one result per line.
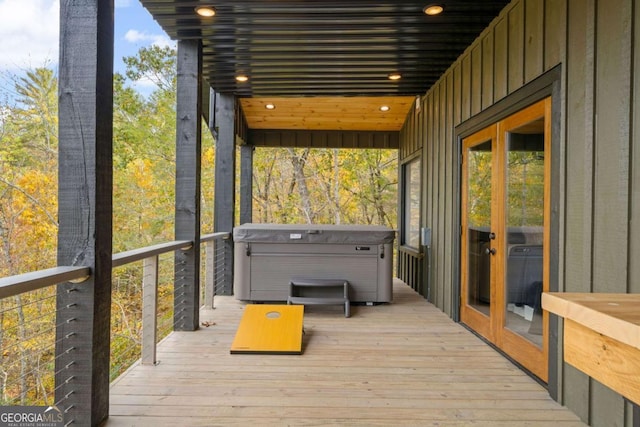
left=504, top=119, right=545, bottom=348
left=464, top=138, right=493, bottom=317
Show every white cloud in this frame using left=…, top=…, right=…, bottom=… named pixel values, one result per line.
left=124, top=29, right=175, bottom=49
left=0, top=0, right=60, bottom=71
left=132, top=76, right=159, bottom=89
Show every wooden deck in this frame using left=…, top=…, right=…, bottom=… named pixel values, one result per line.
left=104, top=280, right=585, bottom=426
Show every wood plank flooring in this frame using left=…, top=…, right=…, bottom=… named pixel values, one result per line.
left=104, top=280, right=585, bottom=426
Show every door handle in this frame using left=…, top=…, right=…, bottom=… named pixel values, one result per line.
left=485, top=247, right=497, bottom=255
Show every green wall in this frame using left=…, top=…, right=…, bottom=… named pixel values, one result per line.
left=398, top=0, right=639, bottom=425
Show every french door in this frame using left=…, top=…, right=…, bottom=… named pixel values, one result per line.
left=460, top=98, right=551, bottom=382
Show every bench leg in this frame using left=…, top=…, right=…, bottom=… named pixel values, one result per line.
left=343, top=281, right=350, bottom=318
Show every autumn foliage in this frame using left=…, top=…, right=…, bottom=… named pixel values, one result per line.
left=0, top=46, right=397, bottom=404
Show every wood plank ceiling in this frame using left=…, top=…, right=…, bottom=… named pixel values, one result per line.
left=139, top=1, right=511, bottom=132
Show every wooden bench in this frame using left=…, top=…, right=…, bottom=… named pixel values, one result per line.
left=287, top=278, right=351, bottom=318
left=542, top=292, right=640, bottom=406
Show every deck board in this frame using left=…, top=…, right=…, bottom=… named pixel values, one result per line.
left=105, top=280, right=585, bottom=426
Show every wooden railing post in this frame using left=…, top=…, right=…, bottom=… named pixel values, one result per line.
left=141, top=255, right=159, bottom=365
left=204, top=240, right=215, bottom=308
left=200, top=232, right=232, bottom=308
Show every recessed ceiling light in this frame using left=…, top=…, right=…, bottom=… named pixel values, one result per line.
left=235, top=75, right=249, bottom=83
left=423, top=4, right=444, bottom=16
left=388, top=73, right=402, bottom=81
left=195, top=6, right=216, bottom=17
left=265, top=103, right=276, bottom=110
left=379, top=105, right=390, bottom=112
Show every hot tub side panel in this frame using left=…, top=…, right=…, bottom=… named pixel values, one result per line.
left=233, top=225, right=394, bottom=303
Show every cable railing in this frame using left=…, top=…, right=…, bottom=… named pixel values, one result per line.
left=201, top=232, right=233, bottom=308
left=1, top=290, right=58, bottom=406
left=0, top=232, right=232, bottom=409
left=109, top=257, right=176, bottom=380
left=0, top=267, right=90, bottom=409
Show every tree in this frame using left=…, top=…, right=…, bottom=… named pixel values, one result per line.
left=0, top=67, right=59, bottom=274
left=507, top=150, right=544, bottom=226
left=123, top=45, right=177, bottom=94
left=287, top=148, right=316, bottom=223
left=4, top=68, right=58, bottom=166
left=252, top=147, right=397, bottom=227
left=0, top=67, right=59, bottom=406
left=113, top=46, right=178, bottom=251
left=0, top=47, right=400, bottom=406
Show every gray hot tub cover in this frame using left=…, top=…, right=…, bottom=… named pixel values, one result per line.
left=233, top=223, right=396, bottom=245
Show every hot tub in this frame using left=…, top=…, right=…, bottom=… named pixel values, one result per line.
left=233, top=223, right=395, bottom=303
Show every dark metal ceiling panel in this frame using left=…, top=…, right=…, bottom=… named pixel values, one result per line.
left=140, top=0, right=511, bottom=97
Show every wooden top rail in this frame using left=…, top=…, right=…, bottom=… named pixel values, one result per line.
left=113, top=233, right=230, bottom=267
left=201, top=232, right=231, bottom=243
left=0, top=232, right=232, bottom=300
left=112, top=240, right=193, bottom=268
left=0, top=266, right=92, bottom=299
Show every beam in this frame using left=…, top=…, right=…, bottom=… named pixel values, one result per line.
left=174, top=40, right=202, bottom=331
left=201, top=78, right=212, bottom=127
left=239, top=145, right=254, bottom=225
left=248, top=129, right=399, bottom=148
left=55, top=0, right=114, bottom=424
left=213, top=93, right=236, bottom=295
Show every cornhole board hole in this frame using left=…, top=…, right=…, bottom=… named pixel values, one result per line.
left=230, top=304, right=304, bottom=355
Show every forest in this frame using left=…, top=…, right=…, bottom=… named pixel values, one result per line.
left=0, top=46, right=398, bottom=405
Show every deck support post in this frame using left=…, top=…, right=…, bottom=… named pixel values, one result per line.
left=213, top=93, right=236, bottom=295
left=239, top=144, right=254, bottom=225
left=174, top=39, right=202, bottom=331
left=55, top=0, right=114, bottom=424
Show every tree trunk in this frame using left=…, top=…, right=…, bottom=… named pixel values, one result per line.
left=253, top=150, right=277, bottom=222
left=287, top=148, right=314, bottom=223
left=0, top=309, right=5, bottom=402
left=333, top=149, right=341, bottom=224
left=15, top=295, right=27, bottom=404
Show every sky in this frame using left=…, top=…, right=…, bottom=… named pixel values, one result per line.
left=0, top=0, right=176, bottom=99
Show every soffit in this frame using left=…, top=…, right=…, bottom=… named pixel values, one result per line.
left=140, top=1, right=511, bottom=131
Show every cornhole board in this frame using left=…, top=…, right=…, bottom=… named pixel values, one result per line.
left=230, top=304, right=304, bottom=354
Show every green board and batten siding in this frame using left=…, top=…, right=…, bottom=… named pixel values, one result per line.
left=398, top=0, right=639, bottom=425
